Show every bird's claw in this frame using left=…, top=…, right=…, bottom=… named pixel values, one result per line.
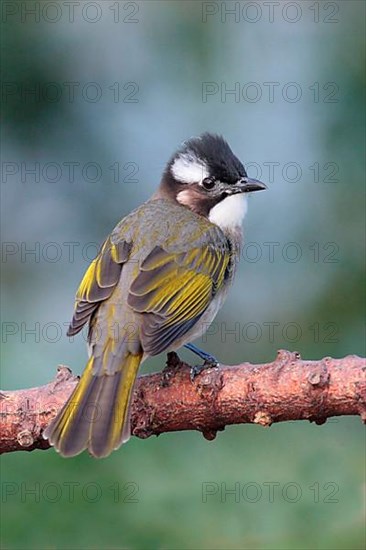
left=190, top=359, right=220, bottom=382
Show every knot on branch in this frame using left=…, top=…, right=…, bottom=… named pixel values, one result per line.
left=17, top=430, right=34, bottom=448
left=253, top=411, right=273, bottom=427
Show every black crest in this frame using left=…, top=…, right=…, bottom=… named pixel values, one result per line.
left=177, top=133, right=247, bottom=184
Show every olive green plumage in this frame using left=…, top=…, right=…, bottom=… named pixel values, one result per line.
left=44, top=199, right=235, bottom=458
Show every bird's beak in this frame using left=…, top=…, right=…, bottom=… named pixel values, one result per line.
left=234, top=177, right=267, bottom=193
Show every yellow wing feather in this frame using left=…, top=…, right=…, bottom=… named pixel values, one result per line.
left=128, top=243, right=231, bottom=355
left=67, top=237, right=131, bottom=336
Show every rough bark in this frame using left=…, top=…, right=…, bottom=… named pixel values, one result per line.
left=0, top=350, right=365, bottom=454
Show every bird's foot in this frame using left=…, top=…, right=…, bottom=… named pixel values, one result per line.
left=190, top=359, right=220, bottom=381
left=184, top=343, right=220, bottom=381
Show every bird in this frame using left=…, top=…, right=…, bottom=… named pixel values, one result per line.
left=43, top=133, right=267, bottom=458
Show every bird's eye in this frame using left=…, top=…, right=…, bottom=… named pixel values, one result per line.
left=202, top=177, right=216, bottom=190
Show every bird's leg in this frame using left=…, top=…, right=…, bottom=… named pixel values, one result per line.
left=184, top=343, right=220, bottom=381
left=184, top=342, right=219, bottom=364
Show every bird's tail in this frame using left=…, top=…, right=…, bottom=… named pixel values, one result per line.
left=43, top=352, right=143, bottom=458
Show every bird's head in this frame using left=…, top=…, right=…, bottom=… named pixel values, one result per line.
left=159, top=133, right=266, bottom=231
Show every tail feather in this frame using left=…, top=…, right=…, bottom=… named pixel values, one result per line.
left=44, top=353, right=142, bottom=458
left=44, top=357, right=96, bottom=457
left=89, top=353, right=141, bottom=457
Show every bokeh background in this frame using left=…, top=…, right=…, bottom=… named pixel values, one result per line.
left=1, top=1, right=365, bottom=549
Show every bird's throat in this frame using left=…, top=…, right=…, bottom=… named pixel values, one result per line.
left=208, top=193, right=248, bottom=232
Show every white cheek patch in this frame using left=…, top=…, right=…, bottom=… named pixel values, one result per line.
left=209, top=194, right=248, bottom=231
left=171, top=152, right=209, bottom=184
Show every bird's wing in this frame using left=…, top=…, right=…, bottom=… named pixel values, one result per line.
left=67, top=236, right=131, bottom=336
left=128, top=238, right=231, bottom=355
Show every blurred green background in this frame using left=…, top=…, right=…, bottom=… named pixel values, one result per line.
left=1, top=1, right=365, bottom=549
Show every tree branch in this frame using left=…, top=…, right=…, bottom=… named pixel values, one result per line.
left=1, top=350, right=365, bottom=454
